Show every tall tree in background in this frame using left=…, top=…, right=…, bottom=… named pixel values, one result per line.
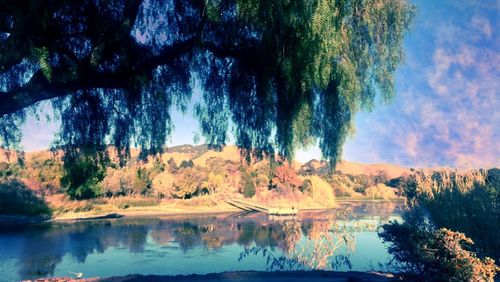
left=0, top=0, right=414, bottom=196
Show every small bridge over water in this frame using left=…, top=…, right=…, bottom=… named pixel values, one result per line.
left=227, top=199, right=298, bottom=215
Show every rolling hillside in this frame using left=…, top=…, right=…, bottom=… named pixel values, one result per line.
left=1, top=145, right=411, bottom=179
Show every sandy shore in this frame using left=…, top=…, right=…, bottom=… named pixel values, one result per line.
left=51, top=203, right=241, bottom=221
left=50, top=199, right=343, bottom=221
left=1, top=198, right=401, bottom=223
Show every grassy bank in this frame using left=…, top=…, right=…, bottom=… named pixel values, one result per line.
left=47, top=195, right=359, bottom=221
left=49, top=196, right=240, bottom=220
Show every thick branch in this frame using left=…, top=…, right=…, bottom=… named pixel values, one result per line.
left=0, top=38, right=197, bottom=117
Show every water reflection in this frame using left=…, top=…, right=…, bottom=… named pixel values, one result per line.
left=0, top=202, right=402, bottom=281
left=239, top=212, right=356, bottom=271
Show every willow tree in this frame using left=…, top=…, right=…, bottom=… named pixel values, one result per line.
left=0, top=0, right=414, bottom=198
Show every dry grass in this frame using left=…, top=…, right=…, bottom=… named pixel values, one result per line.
left=307, top=176, right=335, bottom=207
left=365, top=184, right=397, bottom=200
left=178, top=195, right=219, bottom=207
left=106, top=196, right=160, bottom=209
left=160, top=152, right=192, bottom=165
left=47, top=194, right=97, bottom=215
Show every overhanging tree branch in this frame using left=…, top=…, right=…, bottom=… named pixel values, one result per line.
left=0, top=38, right=198, bottom=116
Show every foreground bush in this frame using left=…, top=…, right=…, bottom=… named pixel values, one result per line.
left=0, top=179, right=52, bottom=217
left=379, top=219, right=498, bottom=281
left=399, top=169, right=499, bottom=260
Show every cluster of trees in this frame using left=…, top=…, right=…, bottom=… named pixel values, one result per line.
left=316, top=170, right=396, bottom=199
left=0, top=149, right=403, bottom=205
left=98, top=157, right=240, bottom=199
left=0, top=153, right=63, bottom=195
left=58, top=152, right=341, bottom=206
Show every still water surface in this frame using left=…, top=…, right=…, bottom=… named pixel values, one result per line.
left=0, top=202, right=402, bottom=281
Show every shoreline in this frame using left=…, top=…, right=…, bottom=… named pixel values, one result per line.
left=0, top=198, right=403, bottom=224
left=25, top=270, right=397, bottom=282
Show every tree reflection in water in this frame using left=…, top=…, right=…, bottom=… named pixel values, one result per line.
left=5, top=203, right=399, bottom=280
left=239, top=211, right=356, bottom=271
left=17, top=222, right=150, bottom=279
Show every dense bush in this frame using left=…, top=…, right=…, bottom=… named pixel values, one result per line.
left=166, top=158, right=178, bottom=173
left=171, top=168, right=206, bottom=199
left=151, top=171, right=174, bottom=198
left=379, top=213, right=499, bottom=281
left=101, top=168, right=130, bottom=196
left=0, top=162, right=22, bottom=179
left=179, top=159, right=194, bottom=169
left=398, top=169, right=499, bottom=260
left=327, top=174, right=360, bottom=197
left=61, top=155, right=106, bottom=199
left=132, top=167, right=152, bottom=195
left=101, top=167, right=153, bottom=196
left=364, top=184, right=397, bottom=200
left=241, top=171, right=256, bottom=198
left=202, top=173, right=224, bottom=195
left=371, top=170, right=390, bottom=185
left=271, top=163, right=303, bottom=192
left=0, top=180, right=52, bottom=217
left=346, top=174, right=373, bottom=193
left=300, top=179, right=313, bottom=196
left=307, top=176, right=335, bottom=207
left=25, top=154, right=63, bottom=193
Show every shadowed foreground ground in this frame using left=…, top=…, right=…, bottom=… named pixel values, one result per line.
left=26, top=271, right=395, bottom=282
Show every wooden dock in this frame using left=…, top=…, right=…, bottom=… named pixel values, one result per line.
left=227, top=199, right=298, bottom=215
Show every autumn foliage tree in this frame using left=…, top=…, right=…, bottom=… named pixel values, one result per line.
left=271, top=163, right=303, bottom=192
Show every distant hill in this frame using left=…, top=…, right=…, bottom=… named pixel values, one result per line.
left=165, top=144, right=209, bottom=157
left=2, top=145, right=410, bottom=178
left=300, top=159, right=410, bottom=179
left=336, top=161, right=411, bottom=179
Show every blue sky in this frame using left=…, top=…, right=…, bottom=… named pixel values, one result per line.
left=21, top=0, right=499, bottom=168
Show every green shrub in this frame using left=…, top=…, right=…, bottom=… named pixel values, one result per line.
left=133, top=167, right=152, bottom=195
left=61, top=153, right=106, bottom=199
left=0, top=162, right=22, bottom=179
left=300, top=179, right=313, bottom=195
left=241, top=172, right=255, bottom=198
left=179, top=159, right=194, bottom=169
left=0, top=180, right=52, bottom=217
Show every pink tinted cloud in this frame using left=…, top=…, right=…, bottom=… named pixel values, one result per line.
left=471, top=16, right=493, bottom=39
left=400, top=15, right=500, bottom=168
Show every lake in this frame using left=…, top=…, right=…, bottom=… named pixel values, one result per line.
left=0, top=202, right=402, bottom=281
